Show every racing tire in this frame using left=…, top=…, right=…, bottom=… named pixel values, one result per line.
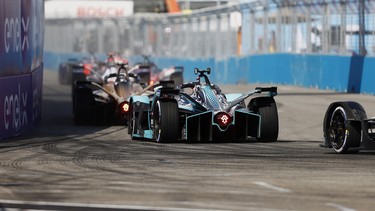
left=325, top=106, right=361, bottom=154
left=248, top=97, right=279, bottom=142
left=154, top=101, right=179, bottom=143
left=128, top=103, right=138, bottom=139
left=127, top=102, right=132, bottom=134
left=73, top=88, right=94, bottom=125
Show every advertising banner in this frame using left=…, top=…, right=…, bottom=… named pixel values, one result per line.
left=0, top=0, right=44, bottom=77
left=0, top=0, right=44, bottom=139
left=0, top=65, right=43, bottom=139
left=45, top=0, right=134, bottom=19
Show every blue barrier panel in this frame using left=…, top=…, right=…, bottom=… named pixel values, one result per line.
left=47, top=52, right=375, bottom=94
left=247, top=54, right=292, bottom=84
left=360, top=57, right=375, bottom=95
left=0, top=65, right=43, bottom=139
left=347, top=55, right=364, bottom=93
left=124, top=53, right=363, bottom=89
left=0, top=0, right=44, bottom=77
left=0, top=0, right=44, bottom=139
left=0, top=0, right=22, bottom=76
left=292, top=55, right=350, bottom=92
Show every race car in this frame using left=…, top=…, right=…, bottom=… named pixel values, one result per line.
left=322, top=101, right=375, bottom=153
left=151, top=65, right=184, bottom=86
left=134, top=55, right=184, bottom=86
left=73, top=62, right=144, bottom=125
left=128, top=67, right=279, bottom=143
left=58, top=55, right=105, bottom=85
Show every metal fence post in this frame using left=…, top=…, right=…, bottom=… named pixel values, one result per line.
left=358, top=0, right=366, bottom=56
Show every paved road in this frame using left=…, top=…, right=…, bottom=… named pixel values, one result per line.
left=0, top=70, right=375, bottom=211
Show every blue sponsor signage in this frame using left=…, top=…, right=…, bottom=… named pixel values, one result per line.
left=0, top=65, right=43, bottom=139
left=0, top=0, right=44, bottom=77
left=0, top=0, right=44, bottom=139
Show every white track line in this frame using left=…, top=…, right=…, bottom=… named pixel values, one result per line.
left=0, top=199, right=217, bottom=211
left=253, top=181, right=292, bottom=193
left=326, top=202, right=357, bottom=211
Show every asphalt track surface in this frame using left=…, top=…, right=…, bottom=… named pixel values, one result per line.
left=1, top=70, right=375, bottom=211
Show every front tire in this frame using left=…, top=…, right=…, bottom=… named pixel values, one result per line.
left=326, top=106, right=361, bottom=153
left=248, top=97, right=279, bottom=142
left=154, top=101, right=179, bottom=143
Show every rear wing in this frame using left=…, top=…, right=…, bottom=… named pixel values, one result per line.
left=255, top=86, right=277, bottom=97
left=155, top=80, right=180, bottom=96
left=225, top=86, right=278, bottom=112
left=173, top=66, right=184, bottom=72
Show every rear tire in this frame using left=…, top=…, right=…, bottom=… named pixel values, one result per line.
left=248, top=97, right=279, bottom=142
left=326, top=106, right=361, bottom=153
left=73, top=88, right=94, bottom=125
left=154, top=101, right=179, bottom=143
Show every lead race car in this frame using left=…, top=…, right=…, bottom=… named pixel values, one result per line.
left=128, top=67, right=279, bottom=143
left=322, top=101, right=375, bottom=153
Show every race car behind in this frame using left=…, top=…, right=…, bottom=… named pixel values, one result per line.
left=73, top=62, right=143, bottom=125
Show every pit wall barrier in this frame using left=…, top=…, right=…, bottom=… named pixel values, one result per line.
left=44, top=52, right=375, bottom=95
left=0, top=0, right=44, bottom=139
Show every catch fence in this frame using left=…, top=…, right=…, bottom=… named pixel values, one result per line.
left=45, top=0, right=374, bottom=58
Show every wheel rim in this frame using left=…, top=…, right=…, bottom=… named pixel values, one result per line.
left=329, top=107, right=348, bottom=152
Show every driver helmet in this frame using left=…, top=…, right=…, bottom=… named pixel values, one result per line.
left=106, top=54, right=116, bottom=67
left=192, top=86, right=204, bottom=103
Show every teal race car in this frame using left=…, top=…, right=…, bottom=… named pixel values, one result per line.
left=128, top=68, right=279, bottom=143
